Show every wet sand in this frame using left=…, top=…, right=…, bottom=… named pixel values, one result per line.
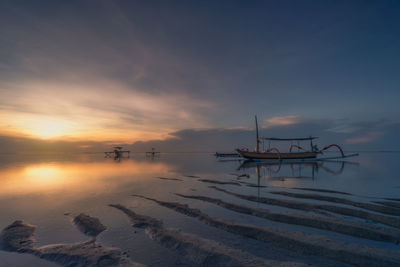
left=156, top=177, right=183, bottom=181
left=270, top=191, right=400, bottom=216
left=374, top=201, right=400, bottom=209
left=0, top=219, right=143, bottom=267
left=211, top=186, right=400, bottom=229
left=3, top=180, right=400, bottom=266
left=184, top=175, right=201, bottom=178
left=198, top=179, right=242, bottom=186
left=110, top=204, right=305, bottom=267
left=236, top=180, right=268, bottom=188
left=293, top=187, right=352, bottom=195
left=130, top=194, right=400, bottom=267
left=2, top=153, right=400, bottom=266
left=73, top=213, right=107, bottom=237
left=175, top=193, right=400, bottom=244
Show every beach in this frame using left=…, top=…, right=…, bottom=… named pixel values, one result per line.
left=0, top=152, right=400, bottom=266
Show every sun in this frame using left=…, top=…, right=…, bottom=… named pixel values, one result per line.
left=22, top=117, right=77, bottom=139
left=32, top=120, right=71, bottom=138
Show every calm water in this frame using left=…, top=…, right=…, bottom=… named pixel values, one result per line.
left=0, top=152, right=399, bottom=266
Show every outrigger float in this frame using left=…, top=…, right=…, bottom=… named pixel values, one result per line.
left=236, top=116, right=358, bottom=161
left=214, top=152, right=241, bottom=158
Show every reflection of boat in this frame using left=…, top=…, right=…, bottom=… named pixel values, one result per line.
left=146, top=148, right=160, bottom=158
left=236, top=116, right=358, bottom=161
left=239, top=159, right=353, bottom=178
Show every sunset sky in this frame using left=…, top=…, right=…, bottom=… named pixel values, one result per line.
left=1, top=1, right=399, bottom=151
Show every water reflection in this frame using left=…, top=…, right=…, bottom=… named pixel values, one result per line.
left=0, top=158, right=171, bottom=198
left=239, top=160, right=358, bottom=179
left=1, top=152, right=400, bottom=266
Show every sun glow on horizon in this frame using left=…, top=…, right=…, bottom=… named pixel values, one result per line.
left=0, top=80, right=212, bottom=143
left=0, top=113, right=82, bottom=140
left=0, top=113, right=173, bottom=143
left=26, top=118, right=78, bottom=139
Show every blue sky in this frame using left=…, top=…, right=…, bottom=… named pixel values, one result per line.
left=0, top=0, right=399, bottom=151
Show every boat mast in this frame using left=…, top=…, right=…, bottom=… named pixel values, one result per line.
left=310, top=135, right=313, bottom=151
left=255, top=115, right=260, bottom=152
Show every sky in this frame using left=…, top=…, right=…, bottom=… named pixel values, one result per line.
left=0, top=0, right=399, bottom=152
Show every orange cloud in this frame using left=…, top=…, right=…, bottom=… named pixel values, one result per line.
left=0, top=79, right=215, bottom=143
left=78, top=145, right=92, bottom=149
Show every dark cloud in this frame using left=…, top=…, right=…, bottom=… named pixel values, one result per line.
left=130, top=119, right=400, bottom=152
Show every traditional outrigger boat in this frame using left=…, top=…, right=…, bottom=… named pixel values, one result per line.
left=236, top=116, right=358, bottom=161
left=104, top=146, right=130, bottom=158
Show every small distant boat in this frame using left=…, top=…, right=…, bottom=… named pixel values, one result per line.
left=146, top=148, right=160, bottom=157
left=236, top=116, right=358, bottom=161
left=104, top=146, right=130, bottom=158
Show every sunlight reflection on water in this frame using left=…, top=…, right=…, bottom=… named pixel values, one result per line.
left=0, top=157, right=171, bottom=197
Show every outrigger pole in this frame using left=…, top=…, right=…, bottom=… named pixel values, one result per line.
left=255, top=115, right=260, bottom=152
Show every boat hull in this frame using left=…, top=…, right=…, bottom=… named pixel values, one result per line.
left=237, top=150, right=318, bottom=160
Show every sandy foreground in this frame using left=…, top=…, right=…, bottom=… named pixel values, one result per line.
left=1, top=173, right=400, bottom=266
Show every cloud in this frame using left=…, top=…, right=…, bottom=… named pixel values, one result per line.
left=0, top=79, right=216, bottom=142
left=345, top=131, right=384, bottom=144
left=0, top=2, right=399, bottom=147
left=130, top=118, right=400, bottom=152
left=326, top=124, right=361, bottom=134
left=264, top=115, right=302, bottom=127
left=0, top=2, right=223, bottom=143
